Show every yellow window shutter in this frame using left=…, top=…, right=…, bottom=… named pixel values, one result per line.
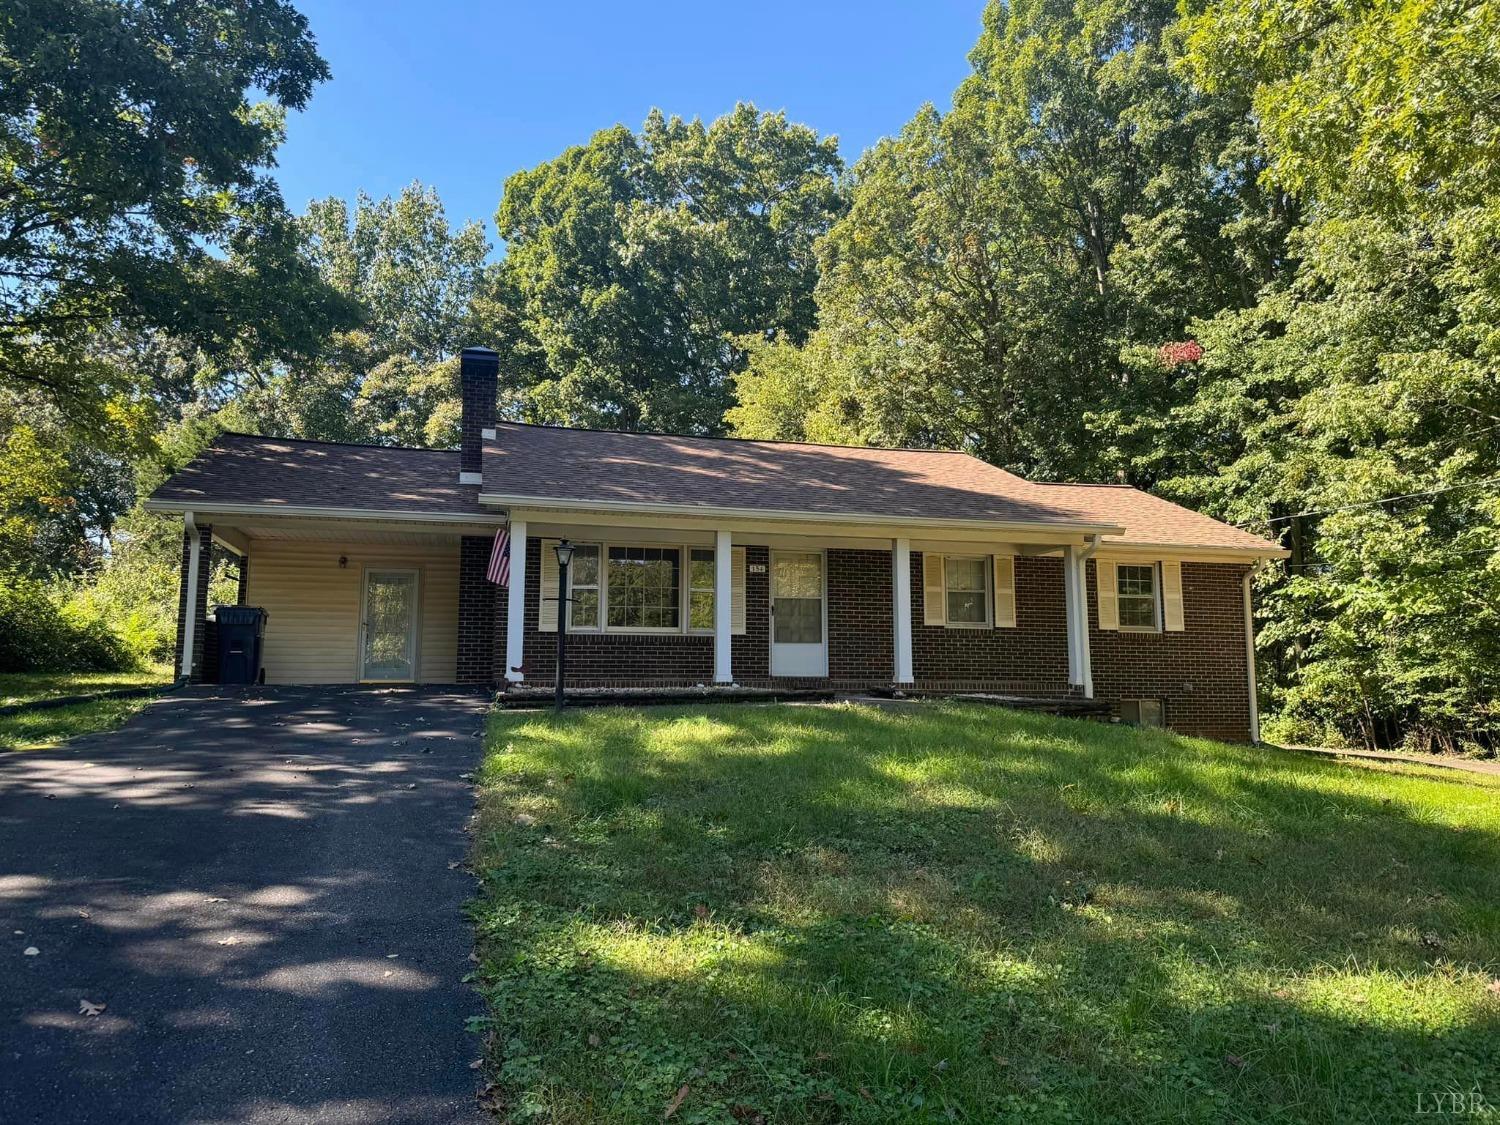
left=731, top=547, right=746, bottom=635
left=922, top=553, right=945, bottom=626
left=1096, top=559, right=1119, bottom=630
left=538, top=539, right=559, bottom=632
left=1161, top=560, right=1184, bottom=631
left=992, top=554, right=1016, bottom=628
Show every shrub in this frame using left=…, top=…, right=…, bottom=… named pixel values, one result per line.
left=0, top=573, right=134, bottom=673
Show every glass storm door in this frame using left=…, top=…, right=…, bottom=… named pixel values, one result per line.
left=361, top=569, right=418, bottom=682
left=770, top=551, right=826, bottom=677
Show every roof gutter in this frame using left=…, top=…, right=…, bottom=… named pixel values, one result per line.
left=476, top=492, right=1125, bottom=537
left=142, top=499, right=506, bottom=526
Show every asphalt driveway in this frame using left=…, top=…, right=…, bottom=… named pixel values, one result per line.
left=0, top=686, right=492, bottom=1124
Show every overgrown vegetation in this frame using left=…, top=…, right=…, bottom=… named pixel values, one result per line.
left=4, top=0, right=1496, bottom=748
left=472, top=703, right=1499, bottom=1123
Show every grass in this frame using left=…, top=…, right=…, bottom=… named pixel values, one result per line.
left=0, top=665, right=172, bottom=707
left=0, top=694, right=155, bottom=751
left=471, top=702, right=1500, bottom=1124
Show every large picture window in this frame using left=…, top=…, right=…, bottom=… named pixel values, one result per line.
left=1116, top=564, right=1159, bottom=630
left=607, top=546, right=681, bottom=630
left=944, top=557, right=989, bottom=625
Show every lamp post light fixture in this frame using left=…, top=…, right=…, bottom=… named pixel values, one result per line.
left=553, top=539, right=575, bottom=712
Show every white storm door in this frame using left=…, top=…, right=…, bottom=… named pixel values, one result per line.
left=360, top=569, right=419, bottom=682
left=770, top=550, right=826, bottom=677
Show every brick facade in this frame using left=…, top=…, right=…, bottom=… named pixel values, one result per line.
left=480, top=538, right=1255, bottom=741
left=457, top=536, right=496, bottom=683
left=910, top=553, right=1071, bottom=694
left=1085, top=559, right=1252, bottom=742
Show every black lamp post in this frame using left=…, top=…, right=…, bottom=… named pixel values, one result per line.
left=553, top=539, right=574, bottom=712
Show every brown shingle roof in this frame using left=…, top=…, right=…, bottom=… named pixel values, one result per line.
left=1032, top=483, right=1285, bottom=553
left=145, top=426, right=1283, bottom=554
left=146, top=432, right=489, bottom=518
left=481, top=423, right=1106, bottom=527
left=481, top=422, right=1283, bottom=553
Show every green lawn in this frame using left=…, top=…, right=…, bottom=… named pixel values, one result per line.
left=0, top=694, right=156, bottom=751
left=471, top=703, right=1500, bottom=1124
left=0, top=665, right=172, bottom=707
left=0, top=666, right=171, bottom=751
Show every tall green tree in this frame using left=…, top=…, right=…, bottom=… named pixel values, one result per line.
left=1165, top=0, right=1500, bottom=748
left=227, top=183, right=533, bottom=447
left=498, top=104, right=845, bottom=433
left=0, top=0, right=357, bottom=426
left=730, top=0, right=1290, bottom=480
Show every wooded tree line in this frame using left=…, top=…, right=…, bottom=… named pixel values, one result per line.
left=3, top=0, right=1496, bottom=752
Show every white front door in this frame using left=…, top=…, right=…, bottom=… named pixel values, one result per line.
left=770, top=550, right=826, bottom=677
left=360, top=569, right=419, bottom=682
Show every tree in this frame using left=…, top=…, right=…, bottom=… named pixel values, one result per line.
left=0, top=0, right=358, bottom=425
left=498, top=104, right=845, bottom=433
left=730, top=0, right=1289, bottom=481
left=226, top=183, right=542, bottom=447
left=1164, top=0, right=1500, bottom=748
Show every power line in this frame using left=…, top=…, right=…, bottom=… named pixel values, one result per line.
left=1243, top=475, right=1500, bottom=528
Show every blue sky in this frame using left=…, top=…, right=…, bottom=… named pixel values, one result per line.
left=272, top=1, right=985, bottom=241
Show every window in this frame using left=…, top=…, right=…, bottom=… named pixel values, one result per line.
left=1117, top=564, right=1159, bottom=630
left=945, top=556, right=989, bottom=626
left=1120, top=699, right=1165, bottom=728
left=568, top=544, right=600, bottom=629
left=607, top=546, right=681, bottom=629
left=688, top=548, right=715, bottom=631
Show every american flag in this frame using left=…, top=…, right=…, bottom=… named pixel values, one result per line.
left=486, top=525, right=510, bottom=587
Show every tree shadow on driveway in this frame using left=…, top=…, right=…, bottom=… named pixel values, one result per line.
left=0, top=685, right=491, bottom=1125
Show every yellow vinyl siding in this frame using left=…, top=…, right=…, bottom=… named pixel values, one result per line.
left=244, top=539, right=459, bottom=684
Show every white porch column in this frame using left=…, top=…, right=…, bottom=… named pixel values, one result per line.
left=1062, top=545, right=1082, bottom=688
left=892, top=538, right=914, bottom=685
left=714, top=529, right=733, bottom=683
left=179, top=512, right=201, bottom=679
left=1075, top=543, right=1096, bottom=699
left=504, top=519, right=527, bottom=682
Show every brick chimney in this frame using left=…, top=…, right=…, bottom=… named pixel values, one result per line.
left=459, top=346, right=498, bottom=484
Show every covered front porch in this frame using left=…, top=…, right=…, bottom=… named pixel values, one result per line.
left=497, top=506, right=1112, bottom=699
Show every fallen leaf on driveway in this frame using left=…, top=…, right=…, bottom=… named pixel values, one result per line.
left=23, top=946, right=39, bottom=956
left=79, top=999, right=105, bottom=1017
left=664, top=1085, right=690, bottom=1119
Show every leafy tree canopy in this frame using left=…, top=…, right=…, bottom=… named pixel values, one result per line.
left=497, top=103, right=845, bottom=433
left=0, top=0, right=358, bottom=425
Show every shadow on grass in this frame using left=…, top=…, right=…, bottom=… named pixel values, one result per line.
left=472, top=702, right=1500, bottom=1123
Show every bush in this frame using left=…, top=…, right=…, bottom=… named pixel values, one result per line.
left=0, top=573, right=134, bottom=673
